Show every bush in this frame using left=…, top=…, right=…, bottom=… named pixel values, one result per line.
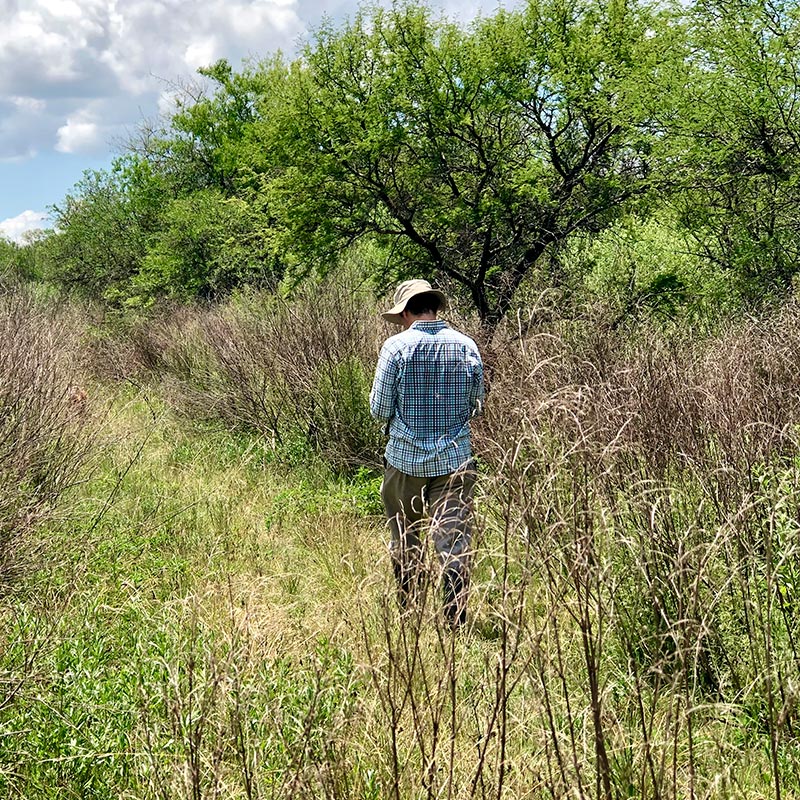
left=559, top=214, right=730, bottom=324
left=0, top=289, right=95, bottom=580
left=102, top=278, right=384, bottom=473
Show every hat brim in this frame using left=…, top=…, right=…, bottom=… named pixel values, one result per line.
left=381, top=289, right=447, bottom=324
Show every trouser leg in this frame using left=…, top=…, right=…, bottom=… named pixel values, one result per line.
left=427, top=461, right=477, bottom=627
left=442, top=569, right=467, bottom=628
left=381, top=465, right=426, bottom=609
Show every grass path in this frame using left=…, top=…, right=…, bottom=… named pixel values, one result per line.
left=0, top=391, right=521, bottom=799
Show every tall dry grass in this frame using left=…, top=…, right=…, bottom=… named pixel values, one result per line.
left=455, top=302, right=800, bottom=798
left=95, top=279, right=383, bottom=472
left=0, top=288, right=96, bottom=582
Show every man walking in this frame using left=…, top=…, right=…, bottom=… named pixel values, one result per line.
left=370, top=279, right=484, bottom=628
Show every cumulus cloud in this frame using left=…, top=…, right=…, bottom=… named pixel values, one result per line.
left=56, top=116, right=102, bottom=154
left=11, top=96, right=47, bottom=113
left=0, top=0, right=307, bottom=159
left=0, top=0, right=501, bottom=162
left=0, top=210, right=50, bottom=243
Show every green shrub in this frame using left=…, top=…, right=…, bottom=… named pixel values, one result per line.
left=565, top=213, right=730, bottom=323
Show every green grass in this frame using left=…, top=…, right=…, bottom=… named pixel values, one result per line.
left=0, top=392, right=387, bottom=798
left=3, top=388, right=800, bottom=798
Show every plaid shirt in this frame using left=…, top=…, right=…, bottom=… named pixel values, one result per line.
left=370, top=320, right=484, bottom=477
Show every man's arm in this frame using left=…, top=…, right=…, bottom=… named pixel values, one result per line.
left=370, top=344, right=398, bottom=424
left=469, top=350, right=485, bottom=418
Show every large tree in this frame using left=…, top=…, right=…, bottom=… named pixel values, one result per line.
left=262, top=0, right=675, bottom=326
left=669, top=0, right=800, bottom=302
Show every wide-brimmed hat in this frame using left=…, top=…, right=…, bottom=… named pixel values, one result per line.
left=381, top=279, right=447, bottom=325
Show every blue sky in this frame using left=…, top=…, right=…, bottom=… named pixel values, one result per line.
left=0, top=0, right=500, bottom=243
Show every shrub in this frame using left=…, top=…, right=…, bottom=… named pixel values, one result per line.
left=0, top=289, right=95, bottom=580
left=106, top=277, right=384, bottom=473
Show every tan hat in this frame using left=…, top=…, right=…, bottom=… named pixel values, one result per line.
left=381, top=279, right=447, bottom=325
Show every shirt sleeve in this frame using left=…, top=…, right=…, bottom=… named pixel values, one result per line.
left=469, top=348, right=485, bottom=417
left=370, top=343, right=398, bottom=423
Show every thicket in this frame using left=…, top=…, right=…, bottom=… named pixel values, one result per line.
left=0, top=287, right=96, bottom=582
left=92, top=278, right=383, bottom=472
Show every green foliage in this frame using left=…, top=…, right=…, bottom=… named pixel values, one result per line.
left=670, top=0, right=800, bottom=302
left=150, top=57, right=283, bottom=197
left=263, top=466, right=384, bottom=524
left=134, top=189, right=280, bottom=305
left=0, top=237, right=18, bottom=282
left=309, top=356, right=382, bottom=471
left=263, top=0, right=673, bottom=326
left=0, top=231, right=53, bottom=285
left=34, top=60, right=290, bottom=308
left=568, top=214, right=730, bottom=321
left=344, top=466, right=385, bottom=516
left=44, top=155, right=167, bottom=303
left=22, top=0, right=800, bottom=324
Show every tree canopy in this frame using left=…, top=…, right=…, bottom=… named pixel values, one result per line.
left=262, top=0, right=673, bottom=325
left=19, top=0, right=800, bottom=325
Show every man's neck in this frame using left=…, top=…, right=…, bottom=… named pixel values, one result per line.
left=402, top=312, right=437, bottom=330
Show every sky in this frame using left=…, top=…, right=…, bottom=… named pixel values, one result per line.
left=0, top=0, right=499, bottom=243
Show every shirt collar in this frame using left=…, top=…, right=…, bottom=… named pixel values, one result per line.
left=410, top=319, right=447, bottom=333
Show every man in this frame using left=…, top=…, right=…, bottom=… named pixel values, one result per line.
left=370, top=279, right=484, bottom=628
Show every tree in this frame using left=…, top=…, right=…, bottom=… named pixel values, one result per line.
left=132, top=58, right=284, bottom=199
left=670, top=0, right=800, bottom=301
left=0, top=238, right=17, bottom=282
left=134, top=189, right=282, bottom=304
left=262, top=0, right=675, bottom=327
left=43, top=61, right=285, bottom=306
left=45, top=156, right=167, bottom=303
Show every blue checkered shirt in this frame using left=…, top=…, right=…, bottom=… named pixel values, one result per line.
left=370, top=320, right=484, bottom=477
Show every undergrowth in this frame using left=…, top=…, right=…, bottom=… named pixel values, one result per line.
left=5, top=286, right=800, bottom=797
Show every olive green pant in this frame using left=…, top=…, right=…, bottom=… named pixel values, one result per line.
left=380, top=461, right=477, bottom=626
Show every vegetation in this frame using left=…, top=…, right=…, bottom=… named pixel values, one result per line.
left=0, top=282, right=799, bottom=797
left=4, top=0, right=800, bottom=796
left=1, top=0, right=797, bottom=324
left=0, top=289, right=95, bottom=582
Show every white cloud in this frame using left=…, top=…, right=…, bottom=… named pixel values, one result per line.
left=0, top=0, right=308, bottom=159
left=56, top=115, right=102, bottom=154
left=11, top=96, right=46, bottom=113
left=0, top=210, right=50, bottom=243
left=184, top=37, right=221, bottom=72
left=39, top=0, right=84, bottom=20
left=0, top=0, right=501, bottom=163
